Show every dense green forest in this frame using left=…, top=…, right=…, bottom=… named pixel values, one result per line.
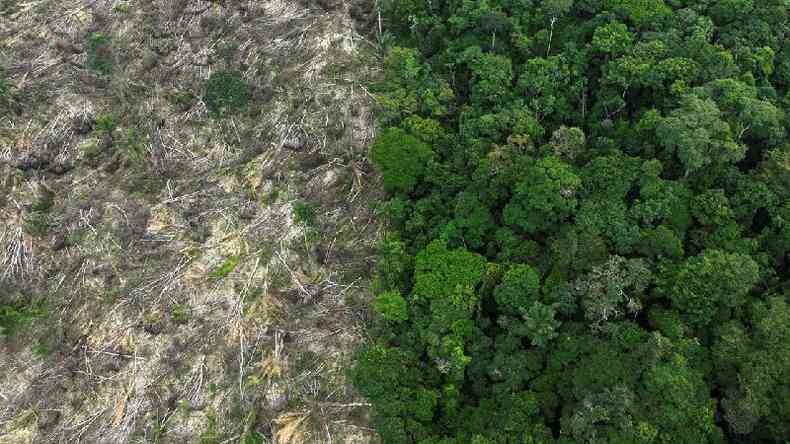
left=353, top=0, right=790, bottom=442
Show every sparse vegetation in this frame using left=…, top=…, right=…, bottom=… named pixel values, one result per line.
left=292, top=200, right=317, bottom=229
left=0, top=66, right=8, bottom=99
left=209, top=256, right=240, bottom=281
left=87, top=32, right=113, bottom=75
left=170, top=303, right=191, bottom=324
left=0, top=1, right=377, bottom=442
left=0, top=297, right=45, bottom=337
left=203, top=70, right=250, bottom=118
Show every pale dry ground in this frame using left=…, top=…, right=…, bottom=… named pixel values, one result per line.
left=0, top=0, right=382, bottom=442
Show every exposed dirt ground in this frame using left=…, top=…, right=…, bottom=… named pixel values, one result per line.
left=0, top=0, right=381, bottom=442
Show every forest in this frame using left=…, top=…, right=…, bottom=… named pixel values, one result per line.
left=353, top=0, right=790, bottom=442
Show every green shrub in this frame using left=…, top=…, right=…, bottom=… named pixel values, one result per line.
left=203, top=70, right=250, bottom=118
left=293, top=200, right=317, bottom=228
left=0, top=299, right=45, bottom=337
left=95, top=113, right=117, bottom=135
left=87, top=32, right=113, bottom=75
left=23, top=211, right=50, bottom=236
left=170, top=304, right=192, bottom=324
left=209, top=256, right=240, bottom=281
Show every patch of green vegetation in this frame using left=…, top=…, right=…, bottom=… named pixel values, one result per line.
left=0, top=65, right=8, bottom=99
left=203, top=70, right=250, bottom=118
left=240, top=409, right=265, bottom=444
left=23, top=211, right=50, bottom=237
left=292, top=200, right=317, bottom=228
left=207, top=383, right=218, bottom=398
left=81, top=142, right=104, bottom=163
left=217, top=41, right=240, bottom=65
left=209, top=256, right=240, bottom=281
left=122, top=128, right=145, bottom=162
left=101, top=288, right=121, bottom=304
left=94, top=113, right=117, bottom=136
left=30, top=188, right=54, bottom=213
left=170, top=304, right=191, bottom=324
left=113, top=3, right=130, bottom=14
left=66, top=228, right=86, bottom=246
left=87, top=32, right=113, bottom=75
left=0, top=299, right=46, bottom=337
left=31, top=340, right=53, bottom=357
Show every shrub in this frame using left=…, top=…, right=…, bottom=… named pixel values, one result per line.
left=210, top=256, right=240, bottom=281
left=0, top=299, right=45, bottom=337
left=87, top=32, right=113, bottom=75
left=203, top=70, right=250, bottom=118
left=23, top=212, right=49, bottom=236
left=293, top=200, right=317, bottom=228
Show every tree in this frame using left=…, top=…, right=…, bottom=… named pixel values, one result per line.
left=661, top=249, right=760, bottom=327
left=591, top=22, right=634, bottom=57
left=574, top=255, right=651, bottom=326
left=713, top=295, right=790, bottom=438
left=494, top=264, right=541, bottom=315
left=504, top=156, right=581, bottom=234
left=370, top=127, right=434, bottom=194
left=374, top=291, right=409, bottom=322
left=523, top=302, right=561, bottom=347
left=412, top=240, right=487, bottom=381
left=657, top=94, right=745, bottom=176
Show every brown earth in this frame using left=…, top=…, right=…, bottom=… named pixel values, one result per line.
left=0, top=0, right=382, bottom=442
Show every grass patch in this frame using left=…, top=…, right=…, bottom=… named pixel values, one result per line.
left=209, top=256, right=241, bottom=281
left=170, top=304, right=192, bottom=324
left=292, top=200, right=317, bottom=228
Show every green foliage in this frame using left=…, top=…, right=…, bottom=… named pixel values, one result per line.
left=87, top=32, right=112, bottom=75
left=170, top=304, right=191, bottom=324
left=503, top=156, right=581, bottom=234
left=657, top=94, right=745, bottom=176
left=370, top=127, right=434, bottom=194
left=199, top=412, right=223, bottom=444
left=292, top=200, right=317, bottom=228
left=209, top=256, right=240, bottom=281
left=494, top=264, right=540, bottom=315
left=355, top=0, right=790, bottom=441
left=523, top=302, right=560, bottom=348
left=373, top=291, right=408, bottom=322
left=0, top=298, right=45, bottom=337
left=203, top=70, right=250, bottom=118
left=663, top=250, right=760, bottom=328
left=95, top=113, right=117, bottom=135
left=23, top=190, right=54, bottom=237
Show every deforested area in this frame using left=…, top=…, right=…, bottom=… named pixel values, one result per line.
left=0, top=0, right=382, bottom=442
left=354, top=1, right=790, bottom=443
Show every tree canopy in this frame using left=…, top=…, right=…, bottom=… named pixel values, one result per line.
left=356, top=0, right=790, bottom=442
